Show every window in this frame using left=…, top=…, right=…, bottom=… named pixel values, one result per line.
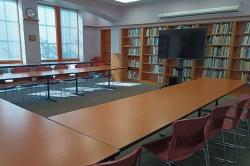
left=60, top=9, right=79, bottom=59
left=38, top=5, right=57, bottom=61
left=38, top=5, right=79, bottom=61
left=0, top=0, right=22, bottom=62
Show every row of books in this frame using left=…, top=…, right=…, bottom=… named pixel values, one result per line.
left=128, top=70, right=139, bottom=80
left=157, top=75, right=164, bottom=84
left=146, top=37, right=159, bottom=46
left=183, top=60, right=193, bottom=67
left=239, top=47, right=250, bottom=58
left=128, top=48, right=140, bottom=55
left=148, top=56, right=163, bottom=64
left=241, top=72, right=250, bottom=82
left=182, top=68, right=192, bottom=78
left=166, top=67, right=177, bottom=76
left=145, top=27, right=167, bottom=37
left=212, top=23, right=232, bottom=34
left=208, top=47, right=230, bottom=57
left=172, top=25, right=196, bottom=29
left=180, top=78, right=191, bottom=83
left=128, top=28, right=141, bottom=37
left=245, top=22, right=250, bottom=34
left=150, top=65, right=164, bottom=74
left=203, top=58, right=228, bottom=69
left=240, top=61, right=250, bottom=71
left=209, top=35, right=231, bottom=45
left=202, top=70, right=227, bottom=78
left=240, top=35, right=250, bottom=45
left=150, top=46, right=158, bottom=55
left=128, top=60, right=141, bottom=67
left=130, top=38, right=141, bottom=47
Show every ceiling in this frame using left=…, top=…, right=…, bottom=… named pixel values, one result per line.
left=96, top=0, right=160, bottom=6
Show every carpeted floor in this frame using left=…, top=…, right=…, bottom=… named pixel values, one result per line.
left=1, top=82, right=250, bottom=166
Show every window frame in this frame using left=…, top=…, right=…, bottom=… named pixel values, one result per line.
left=0, top=0, right=23, bottom=64
left=39, top=4, right=80, bottom=62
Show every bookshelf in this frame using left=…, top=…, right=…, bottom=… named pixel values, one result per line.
left=121, top=28, right=142, bottom=81
left=120, top=18, right=250, bottom=84
left=101, top=29, right=111, bottom=64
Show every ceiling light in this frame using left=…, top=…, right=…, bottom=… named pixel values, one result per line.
left=114, top=0, right=140, bottom=3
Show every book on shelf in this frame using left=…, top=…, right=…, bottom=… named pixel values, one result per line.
left=181, top=77, right=191, bottom=83
left=128, top=70, right=139, bottom=80
left=128, top=48, right=140, bottom=55
left=182, top=68, right=192, bottom=78
left=147, top=37, right=159, bottom=46
left=202, top=69, right=227, bottom=78
left=240, top=35, right=250, bottom=45
left=209, top=35, right=231, bottom=45
left=128, top=28, right=141, bottom=37
left=208, top=47, right=230, bottom=57
left=183, top=60, right=193, bottom=67
left=145, top=27, right=167, bottom=37
left=128, top=59, right=141, bottom=68
left=240, top=61, right=250, bottom=71
left=157, top=75, right=164, bottom=84
left=212, top=23, right=232, bottom=34
left=203, top=58, right=228, bottom=69
left=150, top=46, right=158, bottom=55
left=240, top=47, right=250, bottom=58
left=148, top=56, right=164, bottom=64
left=245, top=22, right=250, bottom=34
left=173, top=25, right=196, bottom=29
left=130, top=38, right=141, bottom=47
left=150, top=65, right=164, bottom=74
left=241, top=72, right=250, bottom=82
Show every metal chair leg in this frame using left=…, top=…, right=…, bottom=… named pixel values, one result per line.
left=221, top=130, right=226, bottom=160
left=233, top=130, right=240, bottom=163
left=205, top=140, right=210, bottom=166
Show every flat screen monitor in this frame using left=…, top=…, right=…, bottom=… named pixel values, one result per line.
left=158, top=28, right=207, bottom=60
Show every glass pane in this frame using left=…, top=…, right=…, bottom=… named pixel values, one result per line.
left=38, top=4, right=57, bottom=60
left=7, top=21, right=19, bottom=42
left=39, top=25, right=47, bottom=42
left=8, top=41, right=20, bottom=60
left=70, top=12, right=77, bottom=28
left=0, top=42, right=9, bottom=60
left=0, top=0, right=5, bottom=20
left=60, top=9, right=69, bottom=27
left=38, top=5, right=46, bottom=25
left=61, top=27, right=69, bottom=43
left=47, top=26, right=56, bottom=43
left=0, top=21, right=7, bottom=41
left=5, top=0, right=18, bottom=21
left=69, top=28, right=78, bottom=44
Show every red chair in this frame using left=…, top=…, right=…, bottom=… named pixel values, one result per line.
left=54, top=64, right=74, bottom=81
left=204, top=103, right=234, bottom=164
left=143, top=115, right=210, bottom=166
left=11, top=67, right=38, bottom=86
left=88, top=147, right=141, bottom=166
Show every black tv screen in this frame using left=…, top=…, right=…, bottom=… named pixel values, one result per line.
left=158, top=28, right=207, bottom=59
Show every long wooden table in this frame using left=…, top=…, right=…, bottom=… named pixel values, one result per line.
left=0, top=66, right=123, bottom=101
left=0, top=98, right=118, bottom=166
left=50, top=78, right=245, bottom=150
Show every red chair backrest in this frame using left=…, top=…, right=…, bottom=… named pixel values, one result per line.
left=12, top=67, right=31, bottom=73
left=75, top=63, right=91, bottom=68
left=231, top=97, right=250, bottom=128
left=91, top=57, right=102, bottom=63
left=169, top=115, right=210, bottom=161
left=89, top=147, right=141, bottom=166
left=54, top=64, right=68, bottom=70
left=205, top=103, right=233, bottom=139
left=35, top=66, right=52, bottom=72
left=240, top=94, right=250, bottom=119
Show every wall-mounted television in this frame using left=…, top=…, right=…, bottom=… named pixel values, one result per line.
left=158, top=28, right=207, bottom=60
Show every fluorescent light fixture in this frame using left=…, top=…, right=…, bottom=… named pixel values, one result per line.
left=158, top=5, right=240, bottom=18
left=114, top=0, right=140, bottom=3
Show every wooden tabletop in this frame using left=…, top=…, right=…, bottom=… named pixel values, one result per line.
left=0, top=99, right=118, bottom=166
left=0, top=66, right=123, bottom=81
left=50, top=78, right=245, bottom=150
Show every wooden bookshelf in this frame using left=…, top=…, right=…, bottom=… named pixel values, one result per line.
left=120, top=18, right=250, bottom=84
left=101, top=29, right=111, bottom=65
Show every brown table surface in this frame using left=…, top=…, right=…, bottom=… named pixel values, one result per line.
left=50, top=78, right=245, bottom=150
left=0, top=99, right=118, bottom=166
left=0, top=66, right=122, bottom=81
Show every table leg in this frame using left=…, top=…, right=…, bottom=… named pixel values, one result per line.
left=74, top=74, right=85, bottom=96
left=101, top=70, right=116, bottom=90
left=198, top=109, right=202, bottom=117
left=42, top=77, right=56, bottom=102
left=215, top=100, right=219, bottom=106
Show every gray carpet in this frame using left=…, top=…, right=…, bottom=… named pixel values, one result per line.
left=1, top=82, right=250, bottom=166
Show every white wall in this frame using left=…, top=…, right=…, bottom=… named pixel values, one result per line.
left=117, top=0, right=250, bottom=25
left=83, top=27, right=100, bottom=61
